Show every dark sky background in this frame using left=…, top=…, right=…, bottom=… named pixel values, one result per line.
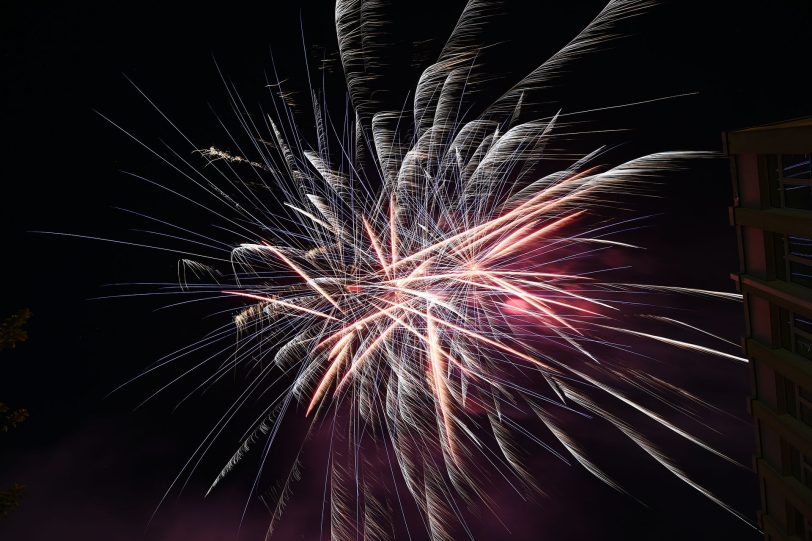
left=2, top=1, right=812, bottom=540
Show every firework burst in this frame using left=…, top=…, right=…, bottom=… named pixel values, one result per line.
left=90, top=1, right=756, bottom=539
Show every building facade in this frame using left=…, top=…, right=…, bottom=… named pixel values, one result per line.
left=727, top=119, right=812, bottom=540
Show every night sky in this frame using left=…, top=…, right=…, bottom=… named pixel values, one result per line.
left=2, top=1, right=812, bottom=540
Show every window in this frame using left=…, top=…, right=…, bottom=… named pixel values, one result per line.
left=773, top=234, right=812, bottom=290
left=802, top=387, right=812, bottom=428
left=777, top=372, right=799, bottom=417
left=781, top=438, right=802, bottom=478
left=794, top=315, right=812, bottom=361
left=776, top=372, right=812, bottom=429
left=786, top=500, right=806, bottom=539
left=806, top=454, right=812, bottom=492
left=789, top=236, right=812, bottom=289
left=781, top=438, right=812, bottom=491
left=780, top=154, right=812, bottom=211
left=783, top=155, right=812, bottom=180
left=778, top=308, right=812, bottom=361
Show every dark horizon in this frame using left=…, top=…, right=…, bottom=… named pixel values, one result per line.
left=2, top=2, right=812, bottom=540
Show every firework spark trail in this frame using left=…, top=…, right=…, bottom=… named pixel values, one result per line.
left=97, top=1, right=759, bottom=539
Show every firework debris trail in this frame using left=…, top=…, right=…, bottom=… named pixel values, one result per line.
left=97, top=1, right=759, bottom=539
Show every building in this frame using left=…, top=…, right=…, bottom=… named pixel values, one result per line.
left=726, top=119, right=812, bottom=540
